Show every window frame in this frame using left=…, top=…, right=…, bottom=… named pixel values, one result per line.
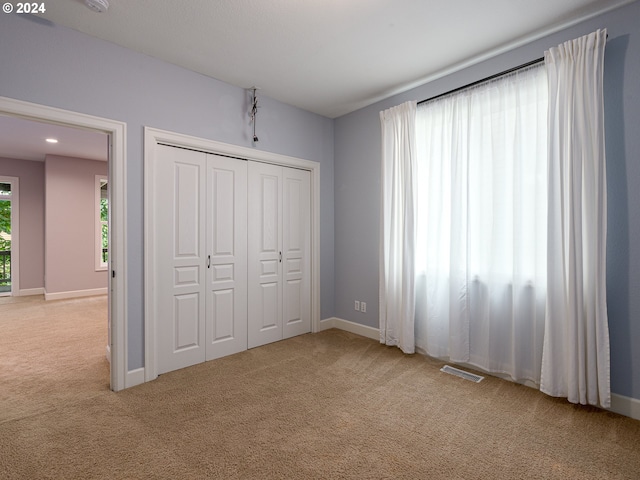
left=95, top=175, right=108, bottom=271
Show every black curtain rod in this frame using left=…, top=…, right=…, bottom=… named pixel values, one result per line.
left=418, top=33, right=609, bottom=106
left=417, top=57, right=544, bottom=105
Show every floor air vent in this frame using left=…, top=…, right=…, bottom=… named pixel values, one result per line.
left=440, top=365, right=484, bottom=383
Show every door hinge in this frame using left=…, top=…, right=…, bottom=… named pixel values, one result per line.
left=207, top=255, right=211, bottom=268
left=112, top=270, right=116, bottom=278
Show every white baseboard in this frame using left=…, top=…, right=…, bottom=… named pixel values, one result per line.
left=319, top=317, right=379, bottom=341
left=125, top=367, right=145, bottom=389
left=105, top=345, right=111, bottom=364
left=18, top=287, right=45, bottom=296
left=44, top=287, right=108, bottom=301
left=609, top=393, right=640, bottom=421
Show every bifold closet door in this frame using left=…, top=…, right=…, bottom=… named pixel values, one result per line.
left=205, top=155, right=248, bottom=361
left=281, top=167, right=311, bottom=340
left=248, top=162, right=311, bottom=348
left=155, top=145, right=247, bottom=374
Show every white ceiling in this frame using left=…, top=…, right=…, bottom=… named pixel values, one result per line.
left=0, top=115, right=107, bottom=163
left=34, top=0, right=635, bottom=119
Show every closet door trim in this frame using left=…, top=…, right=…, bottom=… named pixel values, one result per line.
left=144, top=127, right=320, bottom=383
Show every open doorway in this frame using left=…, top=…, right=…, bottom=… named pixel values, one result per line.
left=0, top=96, right=127, bottom=391
left=0, top=116, right=109, bottom=393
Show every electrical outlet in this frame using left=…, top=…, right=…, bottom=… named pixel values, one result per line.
left=354, top=300, right=360, bottom=311
left=361, top=302, right=367, bottom=313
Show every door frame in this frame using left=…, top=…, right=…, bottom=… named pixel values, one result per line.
left=0, top=96, right=128, bottom=392
left=0, top=176, right=19, bottom=297
left=144, top=127, right=321, bottom=383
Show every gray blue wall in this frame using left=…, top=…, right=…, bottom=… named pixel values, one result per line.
left=0, top=14, right=335, bottom=370
left=334, top=1, right=640, bottom=401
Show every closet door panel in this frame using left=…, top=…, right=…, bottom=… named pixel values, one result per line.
left=248, top=162, right=283, bottom=348
left=282, top=168, right=311, bottom=339
left=174, top=293, right=201, bottom=348
left=259, top=282, right=280, bottom=329
left=205, top=155, right=247, bottom=360
left=156, top=146, right=207, bottom=374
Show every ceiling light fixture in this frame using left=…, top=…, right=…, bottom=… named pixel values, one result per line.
left=46, top=138, right=58, bottom=143
left=84, top=0, right=109, bottom=13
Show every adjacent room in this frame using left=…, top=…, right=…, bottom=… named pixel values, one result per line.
left=1, top=0, right=639, bottom=478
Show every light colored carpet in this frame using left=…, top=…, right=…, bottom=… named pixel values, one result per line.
left=1, top=295, right=639, bottom=479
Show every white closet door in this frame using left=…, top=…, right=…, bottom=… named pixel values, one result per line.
left=156, top=145, right=207, bottom=374
left=248, top=162, right=283, bottom=348
left=205, top=155, right=248, bottom=360
left=282, top=168, right=311, bottom=339
left=248, top=162, right=311, bottom=348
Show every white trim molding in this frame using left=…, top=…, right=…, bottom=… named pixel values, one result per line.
left=144, top=127, right=321, bottom=384
left=44, top=288, right=108, bottom=301
left=18, top=287, right=45, bottom=296
left=125, top=367, right=145, bottom=389
left=319, top=317, right=379, bottom=341
left=0, top=96, right=128, bottom=392
left=609, top=393, right=640, bottom=421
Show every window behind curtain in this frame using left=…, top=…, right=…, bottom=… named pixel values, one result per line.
left=414, top=63, right=549, bottom=384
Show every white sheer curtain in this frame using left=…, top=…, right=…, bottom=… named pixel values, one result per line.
left=414, top=64, right=549, bottom=383
left=379, top=101, right=417, bottom=354
left=379, top=31, right=610, bottom=407
left=541, top=29, right=610, bottom=408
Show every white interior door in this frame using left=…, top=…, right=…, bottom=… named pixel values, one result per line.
left=248, top=162, right=283, bottom=348
left=156, top=145, right=207, bottom=374
left=155, top=146, right=249, bottom=373
left=248, top=162, right=311, bottom=348
left=205, top=154, right=248, bottom=360
left=154, top=144, right=312, bottom=372
left=145, top=128, right=321, bottom=385
left=282, top=168, right=311, bottom=339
